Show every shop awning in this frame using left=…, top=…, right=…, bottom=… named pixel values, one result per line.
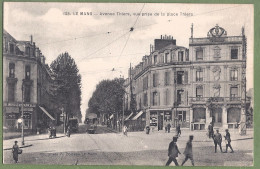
left=132, top=111, right=144, bottom=120
left=39, top=106, right=55, bottom=120
left=125, top=112, right=133, bottom=121
left=109, top=114, right=114, bottom=119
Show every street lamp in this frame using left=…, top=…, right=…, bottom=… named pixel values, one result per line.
left=20, top=82, right=25, bottom=145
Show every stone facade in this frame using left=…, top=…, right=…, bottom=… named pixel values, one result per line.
left=125, top=25, right=247, bottom=131
left=3, top=30, right=57, bottom=132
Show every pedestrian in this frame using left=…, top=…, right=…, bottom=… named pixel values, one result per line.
left=66, top=126, right=71, bottom=137
left=12, top=141, right=21, bottom=163
left=208, top=122, right=213, bottom=138
left=224, top=129, right=234, bottom=153
left=176, top=124, right=181, bottom=137
left=167, top=123, right=171, bottom=133
left=213, top=129, right=223, bottom=153
left=165, top=124, right=167, bottom=133
left=123, top=125, right=128, bottom=136
left=181, top=135, right=194, bottom=166
left=165, top=136, right=181, bottom=166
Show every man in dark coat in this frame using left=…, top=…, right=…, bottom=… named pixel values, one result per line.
left=165, top=136, right=181, bottom=166
left=176, top=124, right=181, bottom=137
left=213, top=129, right=223, bottom=153
left=181, top=135, right=194, bottom=166
left=167, top=123, right=171, bottom=133
left=224, top=129, right=234, bottom=153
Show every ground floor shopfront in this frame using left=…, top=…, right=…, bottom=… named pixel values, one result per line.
left=143, top=104, right=242, bottom=131
left=145, top=107, right=190, bottom=131
left=3, top=102, right=57, bottom=133
left=190, top=104, right=241, bottom=130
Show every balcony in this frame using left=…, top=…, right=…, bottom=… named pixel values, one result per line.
left=190, top=97, right=242, bottom=103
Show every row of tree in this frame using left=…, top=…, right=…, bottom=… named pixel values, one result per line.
left=87, top=78, right=125, bottom=123
left=50, top=52, right=82, bottom=125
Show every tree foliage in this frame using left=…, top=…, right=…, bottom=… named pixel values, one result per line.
left=88, top=78, right=125, bottom=119
left=50, top=52, right=82, bottom=123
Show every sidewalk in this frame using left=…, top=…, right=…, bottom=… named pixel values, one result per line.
left=3, top=133, right=65, bottom=150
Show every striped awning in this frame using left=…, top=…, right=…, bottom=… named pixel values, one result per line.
left=125, top=112, right=133, bottom=121
left=39, top=106, right=55, bottom=120
left=132, top=111, right=144, bottom=120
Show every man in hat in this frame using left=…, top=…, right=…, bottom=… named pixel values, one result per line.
left=165, top=136, right=181, bottom=166
left=208, top=122, right=214, bottom=138
left=224, top=129, right=234, bottom=153
left=213, top=129, right=223, bottom=153
left=181, top=135, right=194, bottom=166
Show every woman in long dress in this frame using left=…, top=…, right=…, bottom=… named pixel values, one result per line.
left=12, top=141, right=19, bottom=163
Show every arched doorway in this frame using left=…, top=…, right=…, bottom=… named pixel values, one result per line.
left=227, top=107, right=241, bottom=128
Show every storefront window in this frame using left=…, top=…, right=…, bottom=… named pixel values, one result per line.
left=193, top=108, right=206, bottom=123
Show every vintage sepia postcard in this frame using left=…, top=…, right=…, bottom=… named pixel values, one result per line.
left=2, top=2, right=254, bottom=167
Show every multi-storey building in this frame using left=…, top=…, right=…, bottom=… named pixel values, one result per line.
left=125, top=25, right=248, bottom=131
left=3, top=30, right=57, bottom=132
left=125, top=35, right=190, bottom=130
left=189, top=24, right=247, bottom=131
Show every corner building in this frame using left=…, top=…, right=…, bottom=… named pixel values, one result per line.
left=126, top=35, right=190, bottom=130
left=189, top=25, right=247, bottom=130
left=3, top=30, right=57, bottom=132
left=126, top=25, right=247, bottom=131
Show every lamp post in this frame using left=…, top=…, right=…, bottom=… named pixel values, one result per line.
left=21, top=82, right=25, bottom=145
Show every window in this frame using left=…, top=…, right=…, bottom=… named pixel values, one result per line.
left=8, top=83, right=15, bottom=102
left=178, top=111, right=186, bottom=122
left=143, top=77, right=148, bottom=90
left=196, top=70, right=203, bottom=81
left=9, top=44, right=14, bottom=54
left=165, top=90, right=170, bottom=105
left=153, top=73, right=158, bottom=87
left=154, top=55, right=158, bottom=64
left=26, top=46, right=31, bottom=56
left=178, top=51, right=184, bottom=61
left=230, top=70, right=238, bottom=81
left=4, top=37, right=8, bottom=52
left=230, top=87, right=238, bottom=100
left=165, top=53, right=169, bottom=63
left=177, top=71, right=184, bottom=84
left=143, top=93, right=148, bottom=106
left=9, top=63, right=15, bottom=78
left=165, top=72, right=170, bottom=86
left=196, top=49, right=203, bottom=60
left=196, top=86, right=203, bottom=98
left=177, top=90, right=184, bottom=104
left=25, top=65, right=31, bottom=80
left=231, top=49, right=238, bottom=59
left=24, top=85, right=31, bottom=102
left=152, top=92, right=158, bottom=106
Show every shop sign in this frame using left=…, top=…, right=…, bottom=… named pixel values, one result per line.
left=5, top=107, right=19, bottom=113
left=4, top=102, right=36, bottom=108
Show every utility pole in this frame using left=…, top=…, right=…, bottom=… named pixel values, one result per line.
left=21, top=82, right=24, bottom=145
left=240, top=26, right=247, bottom=135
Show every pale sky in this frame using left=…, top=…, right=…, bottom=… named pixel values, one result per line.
left=4, top=3, right=254, bottom=121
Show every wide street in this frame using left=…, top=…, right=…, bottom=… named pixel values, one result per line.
left=3, top=125, right=253, bottom=166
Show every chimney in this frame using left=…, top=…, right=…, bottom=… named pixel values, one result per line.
left=30, top=35, right=33, bottom=44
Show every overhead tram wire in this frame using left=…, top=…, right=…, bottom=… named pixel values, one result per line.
left=78, top=31, right=131, bottom=62
left=116, top=3, right=146, bottom=62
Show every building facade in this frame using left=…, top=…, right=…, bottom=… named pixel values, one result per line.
left=3, top=30, right=57, bottom=132
left=125, top=25, right=247, bottom=131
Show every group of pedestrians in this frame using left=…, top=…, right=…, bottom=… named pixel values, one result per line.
left=212, top=129, right=234, bottom=153
left=208, top=123, right=234, bottom=153
left=165, top=135, right=194, bottom=166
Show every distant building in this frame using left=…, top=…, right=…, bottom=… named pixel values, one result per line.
left=3, top=30, right=58, bottom=132
left=125, top=25, right=248, bottom=131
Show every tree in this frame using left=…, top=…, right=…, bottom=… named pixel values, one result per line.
left=50, top=52, right=82, bottom=126
left=88, top=78, right=125, bottom=124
